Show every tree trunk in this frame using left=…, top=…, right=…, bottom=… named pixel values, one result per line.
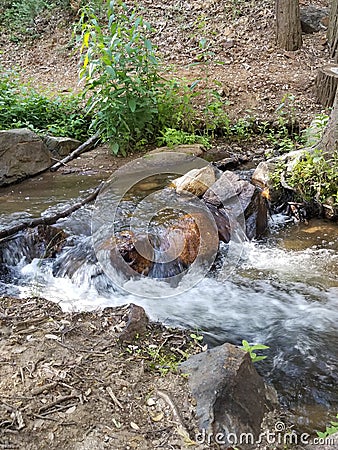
left=276, top=0, right=303, bottom=51
left=318, top=88, right=338, bottom=154
left=315, top=64, right=338, bottom=107
left=328, top=0, right=338, bottom=62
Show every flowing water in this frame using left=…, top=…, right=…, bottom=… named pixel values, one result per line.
left=0, top=171, right=337, bottom=434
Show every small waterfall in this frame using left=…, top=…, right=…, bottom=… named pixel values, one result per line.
left=0, top=164, right=337, bottom=432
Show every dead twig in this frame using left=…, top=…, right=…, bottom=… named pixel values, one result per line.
left=38, top=394, right=78, bottom=413
left=106, top=387, right=123, bottom=409
left=31, top=382, right=58, bottom=396
left=156, top=390, right=194, bottom=444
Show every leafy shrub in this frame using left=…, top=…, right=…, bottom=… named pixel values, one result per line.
left=79, top=0, right=163, bottom=155
left=272, top=150, right=338, bottom=206
left=286, top=150, right=338, bottom=205
left=78, top=1, right=234, bottom=154
left=0, top=70, right=91, bottom=140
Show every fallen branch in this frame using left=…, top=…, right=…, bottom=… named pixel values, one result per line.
left=0, top=182, right=104, bottom=241
left=50, top=133, right=100, bottom=172
left=38, top=394, right=78, bottom=413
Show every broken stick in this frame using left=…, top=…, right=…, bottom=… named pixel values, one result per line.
left=0, top=182, right=104, bottom=240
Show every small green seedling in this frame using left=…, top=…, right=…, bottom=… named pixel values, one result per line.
left=190, top=332, right=203, bottom=342
left=241, top=340, right=269, bottom=363
left=317, top=414, right=338, bottom=439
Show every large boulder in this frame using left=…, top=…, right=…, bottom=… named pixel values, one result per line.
left=300, top=6, right=329, bottom=34
left=0, top=129, right=52, bottom=186
left=180, top=343, right=278, bottom=448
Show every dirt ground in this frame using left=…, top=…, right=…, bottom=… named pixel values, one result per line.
left=0, top=297, right=209, bottom=450
left=0, top=1, right=335, bottom=448
left=0, top=0, right=331, bottom=126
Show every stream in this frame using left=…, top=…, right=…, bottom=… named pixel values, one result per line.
left=0, top=169, right=337, bottom=434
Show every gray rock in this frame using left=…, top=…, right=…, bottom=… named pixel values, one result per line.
left=180, top=343, right=278, bottom=448
left=300, top=6, right=329, bottom=34
left=43, top=135, right=81, bottom=158
left=203, top=171, right=268, bottom=240
left=0, top=129, right=52, bottom=186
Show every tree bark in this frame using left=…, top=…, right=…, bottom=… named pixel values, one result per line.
left=0, top=182, right=104, bottom=240
left=276, top=0, right=303, bottom=51
left=315, top=64, right=338, bottom=107
left=50, top=133, right=100, bottom=172
left=328, top=0, right=338, bottom=62
left=318, top=88, right=338, bottom=154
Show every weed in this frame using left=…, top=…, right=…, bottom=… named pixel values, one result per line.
left=231, top=116, right=254, bottom=140
left=285, top=150, right=338, bottom=205
left=157, top=128, right=211, bottom=148
left=302, top=113, right=329, bottom=146
left=0, top=69, right=91, bottom=140
left=267, top=94, right=304, bottom=154
left=156, top=78, right=199, bottom=133
left=317, top=414, right=338, bottom=439
left=124, top=331, right=203, bottom=376
left=241, top=339, right=269, bottom=363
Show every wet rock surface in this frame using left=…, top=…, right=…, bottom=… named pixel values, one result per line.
left=172, top=166, right=216, bottom=197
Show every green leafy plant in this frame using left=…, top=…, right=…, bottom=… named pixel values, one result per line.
left=0, top=69, right=91, bottom=140
left=157, top=128, right=211, bottom=148
left=79, top=0, right=163, bottom=155
left=241, top=340, right=269, bottom=363
left=317, top=414, right=338, bottom=439
left=155, top=78, right=199, bottom=133
left=231, top=116, right=255, bottom=140
left=302, top=113, right=329, bottom=147
left=286, top=150, right=338, bottom=205
left=264, top=93, right=304, bottom=155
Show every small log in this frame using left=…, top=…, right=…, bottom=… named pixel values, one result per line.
left=0, top=182, right=104, bottom=240
left=315, top=64, right=338, bottom=108
left=50, top=133, right=100, bottom=172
